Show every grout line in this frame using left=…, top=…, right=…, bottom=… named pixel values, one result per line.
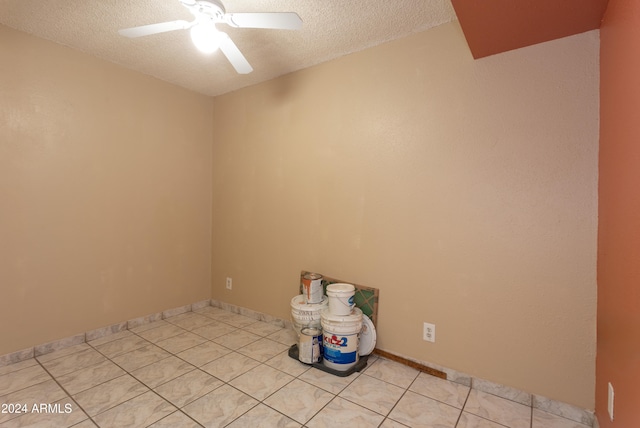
left=34, top=357, right=102, bottom=427
left=453, top=385, right=472, bottom=427
left=377, top=417, right=411, bottom=428
left=382, top=383, right=411, bottom=426
left=332, top=374, right=401, bottom=419
left=150, top=409, right=205, bottom=428
left=306, top=394, right=339, bottom=426
left=531, top=395, right=534, bottom=428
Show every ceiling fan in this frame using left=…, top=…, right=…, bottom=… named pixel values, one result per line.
left=118, top=0, right=302, bottom=74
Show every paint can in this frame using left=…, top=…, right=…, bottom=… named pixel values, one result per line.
left=321, top=308, right=363, bottom=371
left=298, top=327, right=322, bottom=364
left=301, top=272, right=324, bottom=304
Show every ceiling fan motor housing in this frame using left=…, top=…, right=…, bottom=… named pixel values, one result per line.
left=185, top=0, right=226, bottom=22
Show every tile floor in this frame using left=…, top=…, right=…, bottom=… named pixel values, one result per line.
left=0, top=306, right=592, bottom=428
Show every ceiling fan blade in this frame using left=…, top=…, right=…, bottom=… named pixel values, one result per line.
left=225, top=12, right=302, bottom=30
left=118, top=20, right=192, bottom=38
left=218, top=33, right=253, bottom=74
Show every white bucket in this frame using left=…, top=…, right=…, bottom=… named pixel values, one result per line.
left=321, top=308, right=363, bottom=371
left=290, top=295, right=328, bottom=335
left=326, top=283, right=355, bottom=316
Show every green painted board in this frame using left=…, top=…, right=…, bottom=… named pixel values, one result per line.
left=299, top=271, right=379, bottom=327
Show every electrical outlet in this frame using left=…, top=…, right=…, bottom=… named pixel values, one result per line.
left=423, top=322, right=436, bottom=343
left=226, top=277, right=232, bottom=290
left=608, top=382, right=614, bottom=421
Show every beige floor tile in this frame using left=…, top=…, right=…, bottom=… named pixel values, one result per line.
left=226, top=403, right=301, bottom=428
left=208, top=312, right=258, bottom=328
left=236, top=337, right=289, bottom=362
left=155, top=331, right=207, bottom=354
left=129, top=319, right=169, bottom=334
left=86, top=330, right=133, bottom=347
left=265, top=350, right=311, bottom=377
left=1, top=397, right=88, bottom=428
left=110, top=344, right=171, bottom=372
left=339, top=374, right=405, bottom=415
left=200, top=352, right=260, bottom=382
left=176, top=341, right=232, bottom=367
left=56, top=359, right=125, bottom=395
left=69, top=419, right=99, bottom=427
left=263, top=379, right=334, bottom=425
left=533, top=395, right=593, bottom=425
left=147, top=411, right=202, bottom=428
left=409, top=371, right=470, bottom=409
left=72, top=374, right=148, bottom=416
left=298, top=366, right=359, bottom=394
left=474, top=378, right=531, bottom=406
left=165, top=312, right=216, bottom=330
left=464, top=389, right=531, bottom=428
left=191, top=322, right=238, bottom=340
left=154, top=369, right=223, bottom=408
left=533, top=409, right=592, bottom=428
left=35, top=343, right=91, bottom=363
left=0, top=364, right=52, bottom=396
left=212, top=330, right=262, bottom=350
left=92, top=335, right=150, bottom=359
left=365, top=353, right=380, bottom=365
left=40, top=349, right=107, bottom=378
left=229, top=364, right=294, bottom=401
left=92, top=391, right=175, bottom=428
left=0, top=380, right=68, bottom=424
left=457, top=412, right=509, bottom=428
left=241, top=321, right=284, bottom=337
left=182, top=384, right=258, bottom=427
left=307, top=396, right=385, bottom=428
left=363, top=357, right=419, bottom=389
left=130, top=356, right=195, bottom=389
left=136, top=323, right=186, bottom=343
left=0, top=359, right=38, bottom=377
left=267, top=328, right=298, bottom=346
left=379, top=418, right=411, bottom=427
left=388, top=390, right=461, bottom=428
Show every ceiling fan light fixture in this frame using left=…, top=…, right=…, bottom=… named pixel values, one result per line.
left=118, top=0, right=303, bottom=73
left=190, top=22, right=220, bottom=53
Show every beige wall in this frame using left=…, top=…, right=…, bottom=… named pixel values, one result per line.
left=211, top=22, right=599, bottom=408
left=0, top=26, right=213, bottom=356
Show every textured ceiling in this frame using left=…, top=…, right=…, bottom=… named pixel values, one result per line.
left=0, top=0, right=457, bottom=96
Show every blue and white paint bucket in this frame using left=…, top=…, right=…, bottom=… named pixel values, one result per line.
left=321, top=308, right=363, bottom=371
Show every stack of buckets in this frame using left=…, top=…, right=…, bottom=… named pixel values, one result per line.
left=290, top=273, right=364, bottom=372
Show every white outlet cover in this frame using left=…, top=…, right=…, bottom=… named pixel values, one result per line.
left=608, top=382, right=614, bottom=421
left=423, top=322, right=436, bottom=343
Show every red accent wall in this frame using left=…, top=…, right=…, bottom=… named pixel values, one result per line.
left=597, top=0, right=640, bottom=426
left=451, top=0, right=607, bottom=58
